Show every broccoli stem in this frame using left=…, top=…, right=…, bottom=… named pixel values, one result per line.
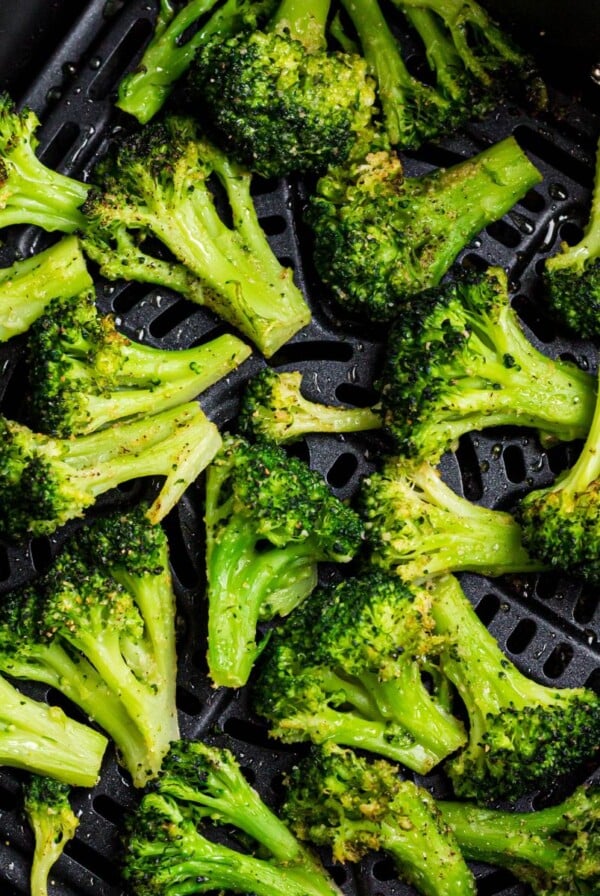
left=0, top=236, right=93, bottom=341
left=402, top=6, right=465, bottom=100
left=546, top=136, right=600, bottom=273
left=272, top=0, right=331, bottom=52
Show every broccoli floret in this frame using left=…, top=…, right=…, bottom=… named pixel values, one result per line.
left=187, top=0, right=376, bottom=178
left=254, top=572, right=466, bottom=774
left=122, top=740, right=343, bottom=896
left=27, top=289, right=251, bottom=436
left=283, top=744, right=476, bottom=896
left=308, top=138, right=542, bottom=321
left=117, top=0, right=278, bottom=123
left=203, top=433, right=363, bottom=687
left=430, top=574, right=600, bottom=802
left=0, top=401, right=222, bottom=538
left=379, top=267, right=596, bottom=462
left=542, top=135, right=600, bottom=339
left=360, top=455, right=546, bottom=582
left=0, top=94, right=88, bottom=233
left=0, top=672, right=107, bottom=786
left=0, top=507, right=180, bottom=786
left=0, top=236, right=93, bottom=342
left=238, top=367, right=382, bottom=443
left=439, top=782, right=600, bottom=895
left=23, top=775, right=79, bottom=896
left=82, top=116, right=310, bottom=357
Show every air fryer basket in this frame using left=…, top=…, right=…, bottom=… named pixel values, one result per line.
left=0, top=2, right=599, bottom=894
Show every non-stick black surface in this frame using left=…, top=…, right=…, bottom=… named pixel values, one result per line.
left=0, top=2, right=599, bottom=894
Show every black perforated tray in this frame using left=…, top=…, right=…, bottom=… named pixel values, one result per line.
left=0, top=3, right=599, bottom=894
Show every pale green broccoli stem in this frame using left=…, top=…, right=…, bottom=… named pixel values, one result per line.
left=272, top=0, right=332, bottom=52
left=546, top=136, right=600, bottom=273
left=402, top=6, right=465, bottom=99
left=0, top=236, right=92, bottom=341
left=25, top=782, right=79, bottom=896
left=0, top=675, right=107, bottom=787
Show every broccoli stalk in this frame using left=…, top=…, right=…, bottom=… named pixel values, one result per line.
left=204, top=434, right=363, bottom=688
left=123, top=740, right=344, bottom=896
left=28, top=289, right=251, bottom=436
left=360, top=455, right=546, bottom=581
left=82, top=116, right=310, bottom=357
left=238, top=368, right=382, bottom=443
left=0, top=401, right=222, bottom=538
left=0, top=673, right=107, bottom=787
left=429, top=574, right=600, bottom=802
left=0, top=95, right=88, bottom=233
left=309, top=138, right=542, bottom=320
left=543, top=135, right=600, bottom=338
left=254, top=573, right=466, bottom=774
left=0, top=236, right=93, bottom=342
left=380, top=267, right=596, bottom=462
left=283, top=744, right=476, bottom=896
left=23, top=776, right=79, bottom=896
left=439, top=783, right=600, bottom=894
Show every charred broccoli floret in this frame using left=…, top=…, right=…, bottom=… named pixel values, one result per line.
left=379, top=267, right=596, bottom=462
left=283, top=744, right=476, bottom=896
left=28, top=289, right=251, bottom=436
left=82, top=115, right=310, bottom=356
left=238, top=367, right=382, bottom=443
left=203, top=433, right=363, bottom=688
left=308, top=138, right=542, bottom=320
left=0, top=401, right=222, bottom=538
left=254, top=572, right=466, bottom=774
left=360, top=455, right=545, bottom=582
left=23, top=775, right=79, bottom=896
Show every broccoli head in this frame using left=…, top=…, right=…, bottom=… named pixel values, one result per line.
left=203, top=433, right=363, bottom=687
left=379, top=267, right=596, bottom=462
left=23, top=775, right=79, bottom=896
left=308, top=138, right=542, bottom=320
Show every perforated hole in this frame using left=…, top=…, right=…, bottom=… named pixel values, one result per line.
left=88, top=18, right=154, bottom=100
left=503, top=444, right=527, bottom=484
left=543, top=642, right=574, bottom=679
left=326, top=452, right=359, bottom=489
left=506, top=617, right=537, bottom=654
left=475, top=592, right=500, bottom=626
left=573, top=586, right=599, bottom=626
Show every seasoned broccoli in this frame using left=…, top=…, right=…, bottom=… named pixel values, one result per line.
left=28, top=289, right=251, bottom=436
left=117, top=0, right=277, bottom=123
left=308, top=138, right=542, bottom=320
left=238, top=367, right=382, bottom=443
left=360, top=455, right=546, bottom=582
left=203, top=433, right=363, bottom=687
left=0, top=236, right=92, bottom=342
left=82, top=116, right=310, bottom=357
left=0, top=401, right=222, bottom=538
left=187, top=0, right=375, bottom=178
left=0, top=94, right=88, bottom=233
left=430, top=574, right=600, bottom=802
left=542, top=135, right=600, bottom=339
left=23, top=775, right=79, bottom=896
left=0, top=672, right=107, bottom=786
left=0, top=507, right=180, bottom=786
left=283, top=743, right=476, bottom=896
left=379, top=267, right=596, bottom=462
left=254, top=571, right=466, bottom=774
left=439, top=782, right=600, bottom=895
left=122, top=739, right=344, bottom=896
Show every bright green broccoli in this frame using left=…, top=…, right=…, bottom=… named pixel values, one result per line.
left=439, top=782, right=600, bottom=895
left=542, top=135, right=600, bottom=338
left=429, top=574, right=600, bottom=802
left=122, top=739, right=344, bottom=896
left=23, top=775, right=79, bottom=896
left=379, top=267, right=596, bottom=462
left=0, top=400, right=222, bottom=538
left=0, top=507, right=180, bottom=786
left=237, top=367, right=382, bottom=443
left=203, top=433, right=364, bottom=688
left=283, top=743, right=476, bottom=896
left=0, top=94, right=88, bottom=233
left=360, top=454, right=546, bottom=582
left=308, top=138, right=542, bottom=321
left=81, top=116, right=310, bottom=356
left=254, top=571, right=466, bottom=774
left=186, top=0, right=376, bottom=178
left=0, top=236, right=93, bottom=342
left=27, top=289, right=251, bottom=436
